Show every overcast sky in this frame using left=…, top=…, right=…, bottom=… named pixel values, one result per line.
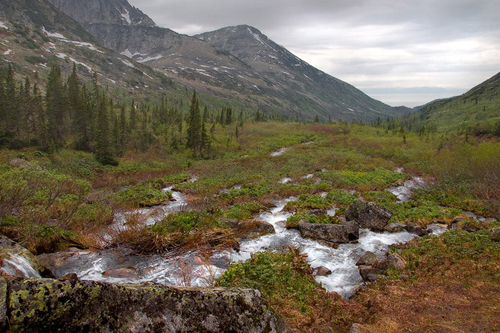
left=128, top=0, right=500, bottom=107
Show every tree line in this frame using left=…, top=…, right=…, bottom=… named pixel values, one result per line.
left=0, top=63, right=249, bottom=163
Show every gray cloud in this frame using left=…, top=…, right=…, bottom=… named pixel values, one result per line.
left=129, top=0, right=500, bottom=107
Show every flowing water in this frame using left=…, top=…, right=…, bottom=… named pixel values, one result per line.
left=0, top=254, right=41, bottom=278
left=45, top=174, right=446, bottom=298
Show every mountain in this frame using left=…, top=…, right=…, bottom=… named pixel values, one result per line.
left=0, top=0, right=178, bottom=99
left=45, top=0, right=412, bottom=122
left=196, top=25, right=413, bottom=122
left=394, top=72, right=500, bottom=134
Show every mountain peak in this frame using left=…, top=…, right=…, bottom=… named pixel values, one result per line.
left=47, top=0, right=155, bottom=27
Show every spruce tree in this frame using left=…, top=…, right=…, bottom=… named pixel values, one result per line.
left=186, top=90, right=201, bottom=156
left=45, top=65, right=66, bottom=150
left=95, top=93, right=116, bottom=165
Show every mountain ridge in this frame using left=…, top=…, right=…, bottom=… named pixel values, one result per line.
left=44, top=0, right=412, bottom=122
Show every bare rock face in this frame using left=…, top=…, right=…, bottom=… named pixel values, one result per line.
left=298, top=221, right=359, bottom=246
left=345, top=200, right=392, bottom=232
left=1, top=277, right=292, bottom=333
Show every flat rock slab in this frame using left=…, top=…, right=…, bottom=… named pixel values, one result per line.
left=1, top=277, right=292, bottom=333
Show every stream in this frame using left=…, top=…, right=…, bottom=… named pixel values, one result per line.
left=39, top=173, right=446, bottom=299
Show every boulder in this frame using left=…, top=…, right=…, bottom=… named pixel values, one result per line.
left=406, top=223, right=429, bottom=236
left=7, top=158, right=31, bottom=168
left=314, top=266, right=332, bottom=276
left=298, top=221, right=359, bottom=245
left=358, top=265, right=384, bottom=281
left=2, top=277, right=292, bottom=333
left=229, top=219, right=275, bottom=240
left=356, top=252, right=378, bottom=266
left=102, top=267, right=139, bottom=280
left=345, top=200, right=392, bottom=232
left=384, top=223, right=407, bottom=233
left=0, top=235, right=53, bottom=278
left=386, top=254, right=406, bottom=270
left=492, top=227, right=500, bottom=242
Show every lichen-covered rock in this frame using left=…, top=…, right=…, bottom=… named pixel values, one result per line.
left=5, top=277, right=292, bottom=333
left=0, top=236, right=53, bottom=278
left=345, top=200, right=392, bottom=232
left=298, top=221, right=359, bottom=245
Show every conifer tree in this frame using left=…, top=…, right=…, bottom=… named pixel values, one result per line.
left=186, top=90, right=201, bottom=155
left=95, top=93, right=115, bottom=165
left=45, top=65, right=66, bottom=150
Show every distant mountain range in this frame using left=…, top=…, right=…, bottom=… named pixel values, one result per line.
left=4, top=0, right=414, bottom=121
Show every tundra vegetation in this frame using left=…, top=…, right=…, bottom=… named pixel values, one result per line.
left=0, top=65, right=499, bottom=332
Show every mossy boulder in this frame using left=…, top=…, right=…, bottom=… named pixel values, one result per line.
left=2, top=277, right=292, bottom=332
left=345, top=200, right=392, bottom=232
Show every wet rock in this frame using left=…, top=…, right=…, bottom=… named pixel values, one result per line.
left=60, top=273, right=79, bottom=282
left=102, top=267, right=139, bottom=280
left=229, top=219, right=276, bottom=240
left=0, top=235, right=53, bottom=278
left=358, top=265, right=384, bottom=281
left=358, top=253, right=405, bottom=282
left=384, top=223, right=407, bottom=233
left=492, top=227, right=500, bottom=242
left=37, top=250, right=81, bottom=271
left=314, top=266, right=332, bottom=276
left=4, top=278, right=292, bottom=333
left=345, top=200, right=392, bottom=232
left=406, top=223, right=429, bottom=236
left=449, top=218, right=482, bottom=233
left=298, top=221, right=359, bottom=245
left=356, top=252, right=378, bottom=266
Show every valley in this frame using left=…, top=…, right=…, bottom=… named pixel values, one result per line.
left=0, top=0, right=499, bottom=332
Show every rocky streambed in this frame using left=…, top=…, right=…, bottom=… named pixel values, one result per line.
left=34, top=172, right=446, bottom=299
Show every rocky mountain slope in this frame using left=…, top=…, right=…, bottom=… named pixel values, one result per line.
left=0, top=0, right=175, bottom=99
left=46, top=0, right=412, bottom=122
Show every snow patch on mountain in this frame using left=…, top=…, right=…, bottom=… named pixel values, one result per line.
left=0, top=21, right=9, bottom=30
left=120, top=8, right=131, bottom=25
left=41, top=27, right=102, bottom=53
left=3, top=49, right=12, bottom=55
left=120, top=59, right=135, bottom=68
left=42, top=27, right=66, bottom=39
left=137, top=54, right=163, bottom=63
left=247, top=27, right=277, bottom=52
left=121, top=49, right=147, bottom=58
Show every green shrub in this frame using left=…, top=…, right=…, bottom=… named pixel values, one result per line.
left=286, top=213, right=341, bottom=229
left=284, top=194, right=331, bottom=213
left=224, top=201, right=267, bottom=220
